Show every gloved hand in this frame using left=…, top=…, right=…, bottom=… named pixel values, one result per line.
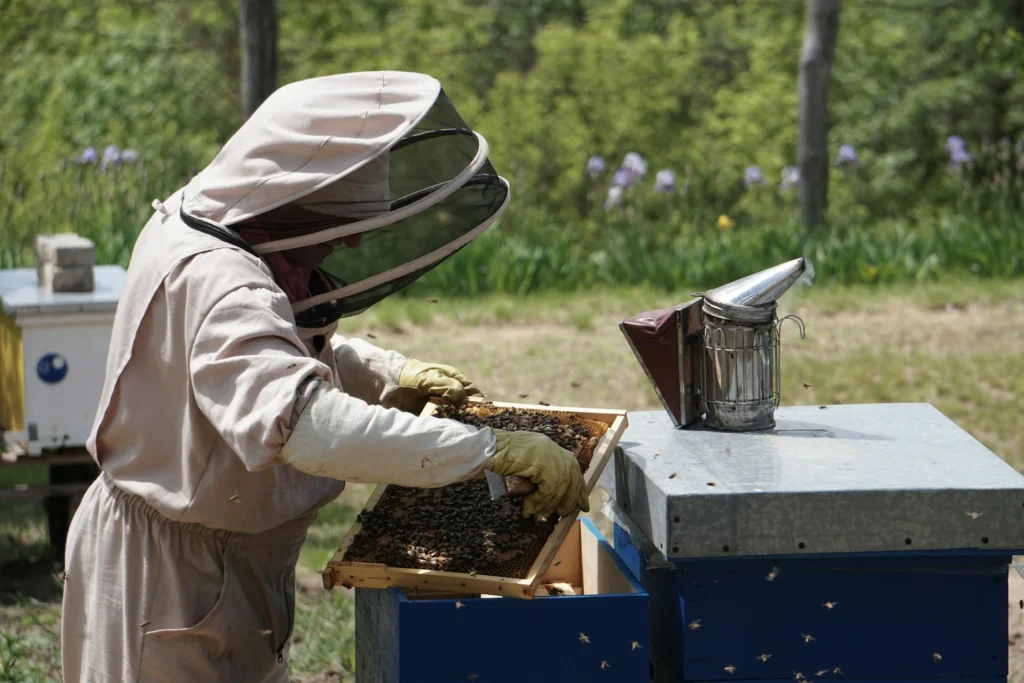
left=488, top=429, right=590, bottom=520
left=396, top=359, right=482, bottom=409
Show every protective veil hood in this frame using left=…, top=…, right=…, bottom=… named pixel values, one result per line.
left=178, top=71, right=510, bottom=327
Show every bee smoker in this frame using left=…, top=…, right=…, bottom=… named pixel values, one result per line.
left=619, top=258, right=807, bottom=431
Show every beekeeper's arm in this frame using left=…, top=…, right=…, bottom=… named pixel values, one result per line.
left=284, top=386, right=590, bottom=516
left=330, top=335, right=482, bottom=413
left=190, top=282, right=588, bottom=514
left=190, top=283, right=491, bottom=488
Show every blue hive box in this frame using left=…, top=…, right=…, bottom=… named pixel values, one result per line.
left=354, top=517, right=650, bottom=683
left=601, top=404, right=1024, bottom=683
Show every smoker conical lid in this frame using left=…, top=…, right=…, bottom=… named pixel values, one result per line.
left=702, top=258, right=806, bottom=307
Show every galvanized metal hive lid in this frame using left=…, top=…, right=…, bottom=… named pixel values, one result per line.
left=610, top=403, right=1024, bottom=559
left=0, top=266, right=127, bottom=316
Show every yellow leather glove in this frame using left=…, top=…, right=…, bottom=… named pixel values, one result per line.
left=398, top=359, right=482, bottom=405
left=488, top=429, right=590, bottom=520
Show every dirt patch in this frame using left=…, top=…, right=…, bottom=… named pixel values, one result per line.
left=788, top=298, right=1024, bottom=359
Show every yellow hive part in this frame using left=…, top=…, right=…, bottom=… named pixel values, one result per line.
left=0, top=310, right=24, bottom=433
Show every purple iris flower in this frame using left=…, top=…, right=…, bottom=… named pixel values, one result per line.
left=945, top=135, right=973, bottom=169
left=121, top=149, right=139, bottom=164
left=604, top=186, right=624, bottom=210
left=836, top=144, right=858, bottom=166
left=587, top=155, right=606, bottom=177
left=76, top=147, right=98, bottom=165
left=654, top=169, right=676, bottom=193
left=780, top=166, right=800, bottom=191
left=613, top=167, right=638, bottom=187
left=101, top=145, right=121, bottom=171
left=949, top=148, right=973, bottom=169
left=622, top=152, right=648, bottom=178
left=744, top=165, right=766, bottom=187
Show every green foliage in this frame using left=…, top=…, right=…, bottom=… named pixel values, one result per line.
left=408, top=205, right=1022, bottom=296
left=1, top=0, right=1022, bottom=291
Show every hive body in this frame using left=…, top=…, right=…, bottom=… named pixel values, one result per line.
left=603, top=404, right=1024, bottom=682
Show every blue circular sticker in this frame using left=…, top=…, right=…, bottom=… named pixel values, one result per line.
left=37, top=353, right=69, bottom=384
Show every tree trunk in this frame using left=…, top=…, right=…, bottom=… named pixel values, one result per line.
left=240, top=0, right=277, bottom=120
left=797, top=0, right=841, bottom=228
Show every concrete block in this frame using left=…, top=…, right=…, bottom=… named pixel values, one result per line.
left=34, top=234, right=96, bottom=268
left=37, top=263, right=95, bottom=292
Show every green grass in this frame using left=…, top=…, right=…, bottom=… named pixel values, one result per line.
left=2, top=280, right=1023, bottom=681
left=1, top=603, right=63, bottom=683
left=298, top=485, right=373, bottom=574
left=0, top=500, right=63, bottom=683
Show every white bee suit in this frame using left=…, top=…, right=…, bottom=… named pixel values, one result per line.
left=61, top=71, right=509, bottom=682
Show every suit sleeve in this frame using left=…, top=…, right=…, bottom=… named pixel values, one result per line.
left=189, top=284, right=331, bottom=471
left=330, top=334, right=407, bottom=406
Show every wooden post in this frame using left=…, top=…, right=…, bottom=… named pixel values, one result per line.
left=239, top=0, right=277, bottom=120
left=797, top=0, right=841, bottom=228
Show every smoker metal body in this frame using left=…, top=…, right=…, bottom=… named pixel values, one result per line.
left=599, top=404, right=1024, bottom=682
left=699, top=296, right=805, bottom=432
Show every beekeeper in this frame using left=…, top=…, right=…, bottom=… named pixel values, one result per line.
left=61, top=71, right=589, bottom=683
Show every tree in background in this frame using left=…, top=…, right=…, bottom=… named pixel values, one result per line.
left=1, top=0, right=1021, bottom=284
left=240, top=0, right=278, bottom=119
left=797, top=0, right=840, bottom=228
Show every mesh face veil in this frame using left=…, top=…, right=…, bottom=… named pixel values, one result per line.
left=176, top=72, right=510, bottom=329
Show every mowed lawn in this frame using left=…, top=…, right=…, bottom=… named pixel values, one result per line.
left=2, top=280, right=1022, bottom=682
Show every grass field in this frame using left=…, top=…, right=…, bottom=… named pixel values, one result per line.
left=2, top=280, right=1023, bottom=681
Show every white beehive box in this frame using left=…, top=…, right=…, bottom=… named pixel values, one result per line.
left=0, top=264, right=126, bottom=455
